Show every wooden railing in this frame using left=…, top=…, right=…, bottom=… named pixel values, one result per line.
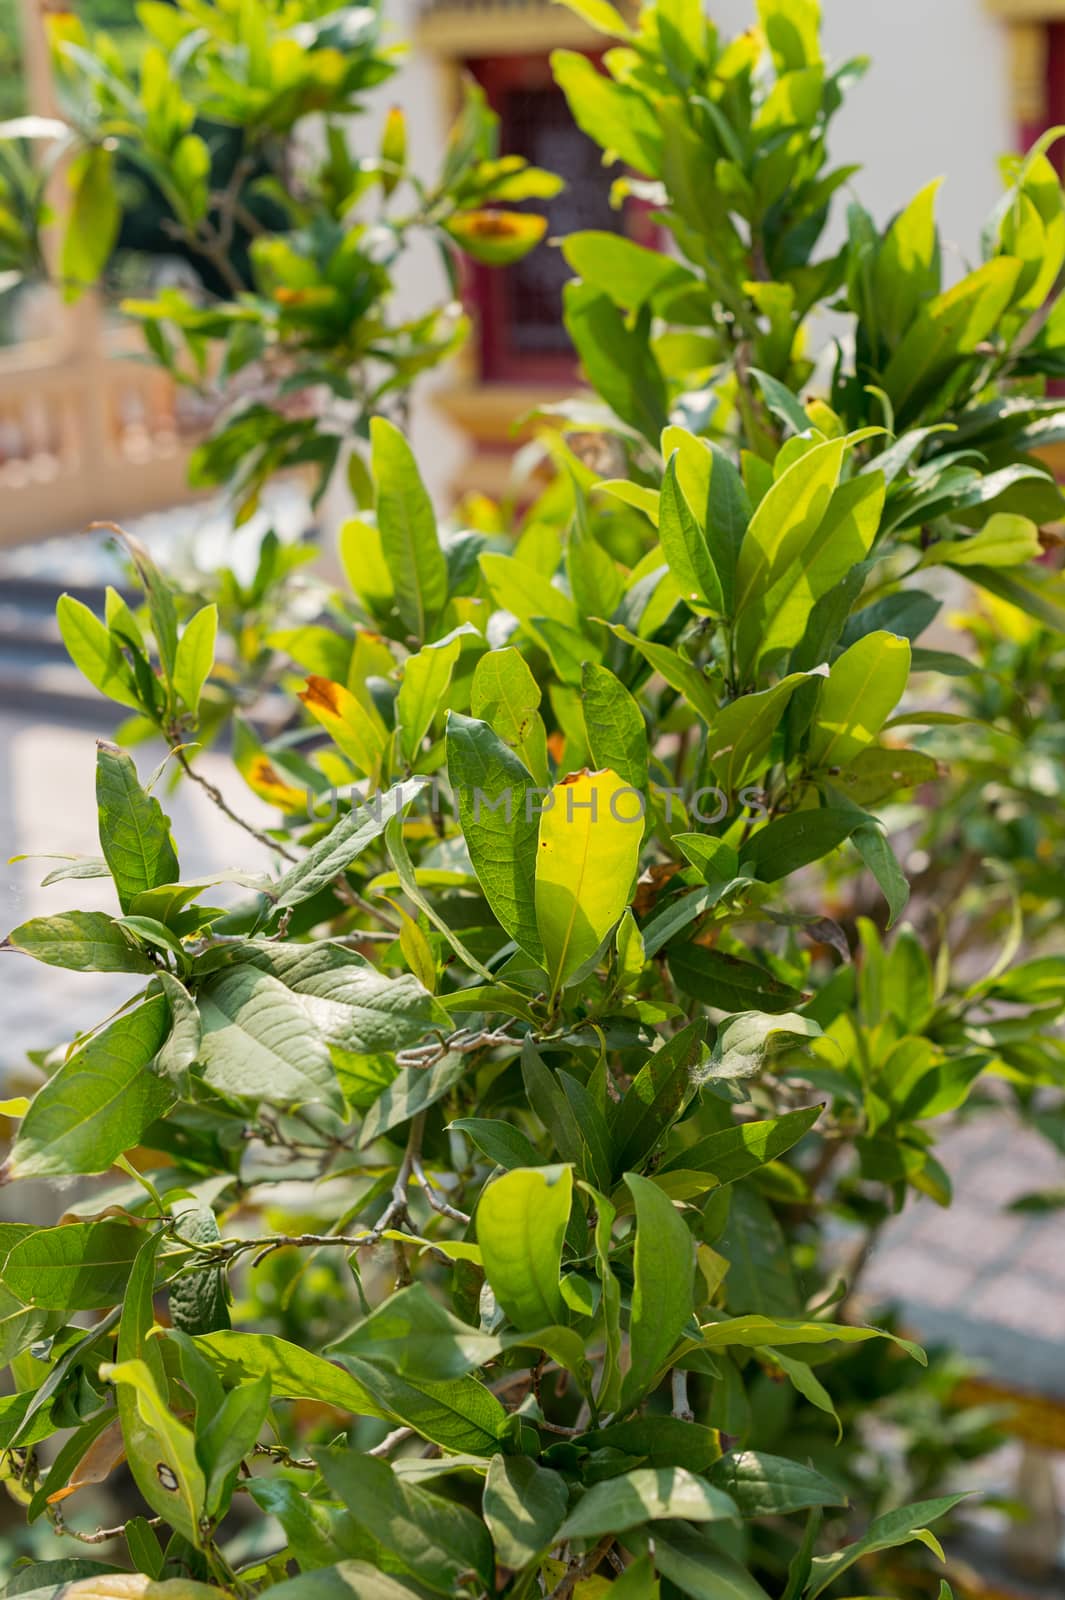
left=0, top=299, right=208, bottom=548
left=0, top=0, right=208, bottom=550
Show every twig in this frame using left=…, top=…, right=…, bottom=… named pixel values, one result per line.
left=369, top=1425, right=413, bottom=1458
left=173, top=745, right=297, bottom=863
left=253, top=1442, right=316, bottom=1470
left=395, top=1027, right=517, bottom=1072
left=366, top=1112, right=425, bottom=1241
left=411, top=1149, right=471, bottom=1226
left=58, top=1516, right=163, bottom=1545
left=547, top=1536, right=615, bottom=1599
left=672, top=1369, right=694, bottom=1423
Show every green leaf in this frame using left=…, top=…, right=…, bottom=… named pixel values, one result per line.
left=608, top=623, right=720, bottom=725
left=2, top=910, right=153, bottom=973
left=242, top=941, right=440, bottom=1055
left=111, top=1233, right=199, bottom=1542
left=581, top=662, right=649, bottom=793
left=197, top=964, right=345, bottom=1114
left=4, top=995, right=173, bottom=1178
left=450, top=1117, right=544, bottom=1170
left=330, top=1284, right=501, bottom=1382
left=446, top=713, right=543, bottom=963
left=563, top=280, right=669, bottom=443
left=478, top=553, right=580, bottom=657
left=562, top=232, right=689, bottom=306
left=659, top=454, right=724, bottom=614
left=62, top=146, right=120, bottom=290
left=921, top=512, right=1041, bottom=570
left=198, top=1372, right=270, bottom=1516
left=360, top=1050, right=469, bottom=1146
left=172, top=604, right=218, bottom=714
left=272, top=779, right=427, bottom=912
left=610, top=1021, right=705, bottom=1173
left=96, top=742, right=180, bottom=912
left=734, top=439, right=846, bottom=626
left=470, top=646, right=550, bottom=786
left=196, top=1331, right=390, bottom=1419
left=399, top=632, right=465, bottom=761
left=668, top=946, right=804, bottom=1015
left=701, top=1315, right=924, bottom=1363
left=806, top=632, right=912, bottom=769
left=849, top=812, right=910, bottom=927
left=169, top=1206, right=228, bottom=1336
left=646, top=1522, right=773, bottom=1599
left=4, top=1220, right=143, bottom=1309
left=707, top=1012, right=823, bottom=1083
left=553, top=0, right=633, bottom=39
left=340, top=1357, right=507, bottom=1454
left=577, top=1417, right=721, bottom=1472
left=2, top=1560, right=126, bottom=1597
left=771, top=1350, right=841, bottom=1439
left=560, top=1467, right=737, bottom=1540
left=371, top=417, right=448, bottom=641
left=477, top=1165, right=572, bottom=1330
left=740, top=808, right=865, bottom=881
left=535, top=768, right=643, bottom=999
left=316, top=1447, right=494, bottom=1593
left=521, top=1040, right=584, bottom=1167
left=262, top=1567, right=430, bottom=1600
left=383, top=815, right=494, bottom=981
left=483, top=1455, right=568, bottom=1569
left=661, top=1104, right=823, bottom=1182
left=620, top=1171, right=694, bottom=1407
left=709, top=671, right=824, bottom=794
left=708, top=1451, right=846, bottom=1517
left=56, top=595, right=142, bottom=711
left=99, top=1357, right=207, bottom=1548
left=552, top=50, right=662, bottom=175
left=806, top=1494, right=968, bottom=1597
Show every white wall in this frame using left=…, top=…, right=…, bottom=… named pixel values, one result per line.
left=324, top=0, right=1015, bottom=525
left=773, top=0, right=1010, bottom=259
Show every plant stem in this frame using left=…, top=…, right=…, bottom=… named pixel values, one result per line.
left=173, top=745, right=298, bottom=863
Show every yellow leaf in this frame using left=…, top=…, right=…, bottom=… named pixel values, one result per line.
left=534, top=769, right=643, bottom=1001
left=445, top=209, right=547, bottom=266
left=299, top=674, right=388, bottom=780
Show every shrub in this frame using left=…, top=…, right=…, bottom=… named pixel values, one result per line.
left=2, top=1, right=1065, bottom=1598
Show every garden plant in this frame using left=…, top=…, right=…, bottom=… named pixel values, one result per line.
left=1, top=1, right=1065, bottom=1598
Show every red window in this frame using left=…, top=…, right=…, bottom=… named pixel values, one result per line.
left=465, top=52, right=630, bottom=384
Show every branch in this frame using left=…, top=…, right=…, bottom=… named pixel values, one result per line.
left=57, top=1516, right=163, bottom=1545
left=672, top=1369, right=694, bottom=1423
left=546, top=1536, right=615, bottom=1599
left=367, top=1111, right=425, bottom=1241
left=173, top=745, right=298, bottom=864
left=369, top=1425, right=413, bottom=1458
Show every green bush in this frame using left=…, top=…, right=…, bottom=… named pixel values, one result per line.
left=2, top=1, right=1065, bottom=1597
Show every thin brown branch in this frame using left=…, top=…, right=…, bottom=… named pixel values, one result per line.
left=58, top=1516, right=163, bottom=1545
left=411, top=1149, right=471, bottom=1226
left=173, top=745, right=297, bottom=864
left=547, top=1536, right=615, bottom=1599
